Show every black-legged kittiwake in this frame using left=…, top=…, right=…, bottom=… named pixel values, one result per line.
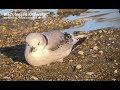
left=24, top=30, right=88, bottom=66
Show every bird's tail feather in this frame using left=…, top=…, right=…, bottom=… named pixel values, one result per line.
left=71, top=32, right=89, bottom=50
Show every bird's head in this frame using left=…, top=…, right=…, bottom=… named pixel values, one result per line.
left=25, top=33, right=48, bottom=53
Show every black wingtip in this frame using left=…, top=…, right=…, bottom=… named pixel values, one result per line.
left=72, top=37, right=87, bottom=50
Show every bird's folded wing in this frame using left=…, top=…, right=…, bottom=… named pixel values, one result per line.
left=42, top=30, right=72, bottom=51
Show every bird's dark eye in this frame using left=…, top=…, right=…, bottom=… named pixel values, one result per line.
left=38, top=42, right=40, bottom=45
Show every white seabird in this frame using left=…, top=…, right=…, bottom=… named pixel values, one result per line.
left=24, top=30, right=88, bottom=66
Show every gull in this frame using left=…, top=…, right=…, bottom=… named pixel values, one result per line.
left=24, top=30, right=88, bottom=66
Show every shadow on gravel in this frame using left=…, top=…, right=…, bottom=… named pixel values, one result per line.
left=0, top=44, right=28, bottom=64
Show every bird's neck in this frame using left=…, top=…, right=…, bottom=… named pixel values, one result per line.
left=32, top=47, right=48, bottom=58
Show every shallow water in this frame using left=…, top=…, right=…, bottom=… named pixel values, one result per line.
left=0, top=9, right=120, bottom=32
left=64, top=19, right=120, bottom=33
left=64, top=9, right=120, bottom=20
left=63, top=9, right=120, bottom=33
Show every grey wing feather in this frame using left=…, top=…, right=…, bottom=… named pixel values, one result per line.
left=42, top=30, right=73, bottom=51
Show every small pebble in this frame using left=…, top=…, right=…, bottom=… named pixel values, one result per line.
left=86, top=72, right=94, bottom=75
left=99, top=51, right=103, bottom=55
left=35, top=22, right=39, bottom=26
left=107, top=44, right=110, bottom=46
left=112, top=41, right=115, bottom=43
left=109, top=38, right=116, bottom=40
left=92, top=55, right=97, bottom=57
left=116, top=48, right=119, bottom=50
left=114, top=70, right=118, bottom=74
left=100, top=35, right=103, bottom=38
left=57, top=78, right=61, bottom=81
left=76, top=64, right=82, bottom=69
left=3, top=76, right=11, bottom=79
left=103, top=30, right=107, bottom=33
left=116, top=34, right=119, bottom=37
left=81, top=56, right=85, bottom=59
left=93, top=46, right=98, bottom=51
left=33, top=27, right=38, bottom=29
left=99, top=30, right=102, bottom=33
left=112, top=79, right=116, bottom=81
left=31, top=76, right=39, bottom=80
left=114, top=60, right=117, bottom=63
left=115, top=63, right=118, bottom=66
left=78, top=51, right=84, bottom=55
left=69, top=60, right=73, bottom=62
left=75, top=76, right=78, bottom=79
